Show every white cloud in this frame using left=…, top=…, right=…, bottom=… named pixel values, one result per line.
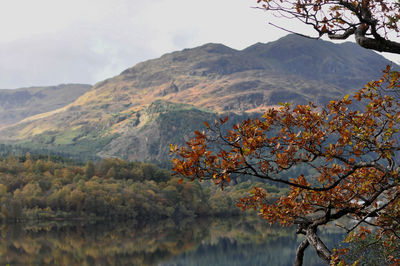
left=0, top=0, right=398, bottom=89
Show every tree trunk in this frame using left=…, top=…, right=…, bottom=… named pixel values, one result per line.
left=305, top=227, right=332, bottom=264
left=294, top=238, right=310, bottom=266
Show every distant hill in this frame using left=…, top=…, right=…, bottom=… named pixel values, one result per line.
left=0, top=84, right=92, bottom=127
left=0, top=35, right=395, bottom=163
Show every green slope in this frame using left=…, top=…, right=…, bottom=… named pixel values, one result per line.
left=0, top=34, right=395, bottom=163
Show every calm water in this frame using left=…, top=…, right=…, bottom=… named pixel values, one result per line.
left=0, top=217, right=344, bottom=265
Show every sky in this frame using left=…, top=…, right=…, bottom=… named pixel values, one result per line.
left=1, top=0, right=399, bottom=89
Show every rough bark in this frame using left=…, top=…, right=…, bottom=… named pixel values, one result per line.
left=294, top=238, right=310, bottom=266
left=328, top=25, right=400, bottom=54
left=354, top=29, right=400, bottom=54
left=305, top=227, right=332, bottom=264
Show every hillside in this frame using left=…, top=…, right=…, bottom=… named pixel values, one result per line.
left=0, top=35, right=395, bottom=163
left=0, top=84, right=92, bottom=127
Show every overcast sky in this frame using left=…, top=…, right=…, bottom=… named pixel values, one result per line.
left=1, top=0, right=399, bottom=89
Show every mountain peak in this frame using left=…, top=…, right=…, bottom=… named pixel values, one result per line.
left=0, top=35, right=396, bottom=162
left=193, top=43, right=236, bottom=54
left=241, top=34, right=389, bottom=84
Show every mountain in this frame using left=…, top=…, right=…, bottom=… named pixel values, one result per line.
left=243, top=34, right=391, bottom=88
left=0, top=35, right=395, bottom=163
left=0, top=84, right=92, bottom=127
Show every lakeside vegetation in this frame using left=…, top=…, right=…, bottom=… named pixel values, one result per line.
left=0, top=155, right=284, bottom=223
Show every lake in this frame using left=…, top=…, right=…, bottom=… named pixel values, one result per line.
left=0, top=216, right=344, bottom=265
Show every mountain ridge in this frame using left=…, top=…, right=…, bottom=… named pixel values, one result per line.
left=0, top=34, right=396, bottom=162
left=0, top=83, right=91, bottom=127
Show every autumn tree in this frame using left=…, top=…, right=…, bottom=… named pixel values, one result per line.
left=84, top=160, right=95, bottom=179
left=172, top=0, right=400, bottom=265
left=255, top=0, right=400, bottom=54
left=172, top=67, right=400, bottom=265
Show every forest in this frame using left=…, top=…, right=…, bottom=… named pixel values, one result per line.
left=0, top=154, right=284, bottom=222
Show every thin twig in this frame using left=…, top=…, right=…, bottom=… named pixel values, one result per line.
left=268, top=22, right=320, bottom=39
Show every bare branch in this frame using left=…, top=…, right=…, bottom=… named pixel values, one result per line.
left=268, top=22, right=321, bottom=39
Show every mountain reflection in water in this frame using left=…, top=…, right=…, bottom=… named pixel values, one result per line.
left=0, top=217, right=343, bottom=265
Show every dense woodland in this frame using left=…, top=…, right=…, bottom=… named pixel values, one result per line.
left=0, top=154, right=284, bottom=222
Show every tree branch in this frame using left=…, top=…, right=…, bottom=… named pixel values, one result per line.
left=294, top=238, right=310, bottom=266
left=268, top=22, right=320, bottom=39
left=306, top=227, right=332, bottom=264
left=328, top=27, right=356, bottom=40
left=354, top=26, right=400, bottom=54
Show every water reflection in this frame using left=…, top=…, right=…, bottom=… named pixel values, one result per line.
left=0, top=217, right=343, bottom=265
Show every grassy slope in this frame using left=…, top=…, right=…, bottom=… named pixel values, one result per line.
left=0, top=35, right=395, bottom=163
left=0, top=84, right=91, bottom=127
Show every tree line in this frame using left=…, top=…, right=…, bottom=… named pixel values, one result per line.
left=0, top=155, right=283, bottom=222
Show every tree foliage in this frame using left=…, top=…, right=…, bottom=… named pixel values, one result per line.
left=172, top=67, right=400, bottom=264
left=255, top=0, right=400, bottom=54
left=172, top=1, right=400, bottom=264
left=0, top=156, right=282, bottom=223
